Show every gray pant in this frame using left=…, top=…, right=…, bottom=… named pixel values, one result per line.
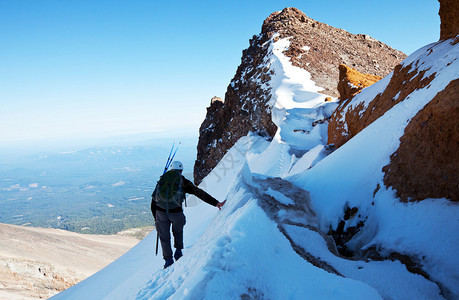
left=155, top=210, right=186, bottom=260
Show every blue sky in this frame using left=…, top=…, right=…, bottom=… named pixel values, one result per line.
left=0, top=0, right=440, bottom=146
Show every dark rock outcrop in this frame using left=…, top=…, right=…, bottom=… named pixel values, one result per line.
left=383, top=79, right=459, bottom=202
left=194, top=7, right=405, bottom=184
left=193, top=35, right=278, bottom=184
left=439, top=0, right=459, bottom=40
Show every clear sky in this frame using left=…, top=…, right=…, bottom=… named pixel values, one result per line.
left=0, top=0, right=440, bottom=147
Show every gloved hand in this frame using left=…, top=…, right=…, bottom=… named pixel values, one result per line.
left=216, top=200, right=226, bottom=210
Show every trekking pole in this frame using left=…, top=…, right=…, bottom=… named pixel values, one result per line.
left=156, top=141, right=181, bottom=256
left=156, top=233, right=159, bottom=256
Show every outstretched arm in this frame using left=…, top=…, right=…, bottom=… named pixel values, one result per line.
left=182, top=177, right=224, bottom=208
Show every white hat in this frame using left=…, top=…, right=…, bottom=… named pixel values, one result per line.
left=170, top=161, right=183, bottom=171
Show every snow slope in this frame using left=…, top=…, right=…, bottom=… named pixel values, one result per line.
left=53, top=37, right=458, bottom=299
left=53, top=137, right=381, bottom=300
left=289, top=37, right=459, bottom=298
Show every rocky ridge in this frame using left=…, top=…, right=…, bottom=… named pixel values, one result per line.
left=328, top=60, right=437, bottom=148
left=194, top=7, right=405, bottom=184
left=328, top=0, right=458, bottom=202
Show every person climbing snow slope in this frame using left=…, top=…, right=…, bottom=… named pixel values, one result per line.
left=151, top=161, right=226, bottom=268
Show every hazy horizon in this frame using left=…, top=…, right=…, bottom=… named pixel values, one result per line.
left=0, top=129, right=199, bottom=163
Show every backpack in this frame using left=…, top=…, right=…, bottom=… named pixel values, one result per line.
left=152, top=170, right=185, bottom=211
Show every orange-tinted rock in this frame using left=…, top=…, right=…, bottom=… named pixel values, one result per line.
left=439, top=0, right=459, bottom=40
left=337, top=64, right=383, bottom=100
left=328, top=62, right=436, bottom=148
left=383, top=79, right=459, bottom=202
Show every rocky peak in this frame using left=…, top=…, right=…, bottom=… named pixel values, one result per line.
left=261, top=7, right=405, bottom=97
left=262, top=7, right=309, bottom=36
left=439, top=0, right=459, bottom=40
left=194, top=7, right=405, bottom=185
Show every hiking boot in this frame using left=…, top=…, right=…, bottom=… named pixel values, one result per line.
left=174, top=249, right=183, bottom=261
left=164, top=258, right=174, bottom=269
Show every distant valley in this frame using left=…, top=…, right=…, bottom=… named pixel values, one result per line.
left=0, top=137, right=197, bottom=234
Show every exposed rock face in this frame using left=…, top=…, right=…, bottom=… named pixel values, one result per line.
left=194, top=7, right=405, bottom=184
left=194, top=33, right=277, bottom=184
left=328, top=62, right=436, bottom=148
left=439, top=0, right=459, bottom=40
left=383, top=79, right=459, bottom=202
left=337, top=64, right=383, bottom=100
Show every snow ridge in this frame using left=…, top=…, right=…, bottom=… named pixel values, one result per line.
left=267, top=37, right=338, bottom=149
left=53, top=38, right=458, bottom=300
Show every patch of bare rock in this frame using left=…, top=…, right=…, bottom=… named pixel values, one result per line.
left=439, top=0, right=459, bottom=40
left=0, top=223, right=138, bottom=299
left=383, top=79, right=459, bottom=202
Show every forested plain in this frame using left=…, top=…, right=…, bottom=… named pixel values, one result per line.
left=0, top=139, right=197, bottom=234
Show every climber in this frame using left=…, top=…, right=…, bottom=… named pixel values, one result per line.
left=151, top=161, right=226, bottom=269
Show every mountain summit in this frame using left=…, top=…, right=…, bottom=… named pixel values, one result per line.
left=54, top=2, right=458, bottom=299
left=194, top=7, right=405, bottom=185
